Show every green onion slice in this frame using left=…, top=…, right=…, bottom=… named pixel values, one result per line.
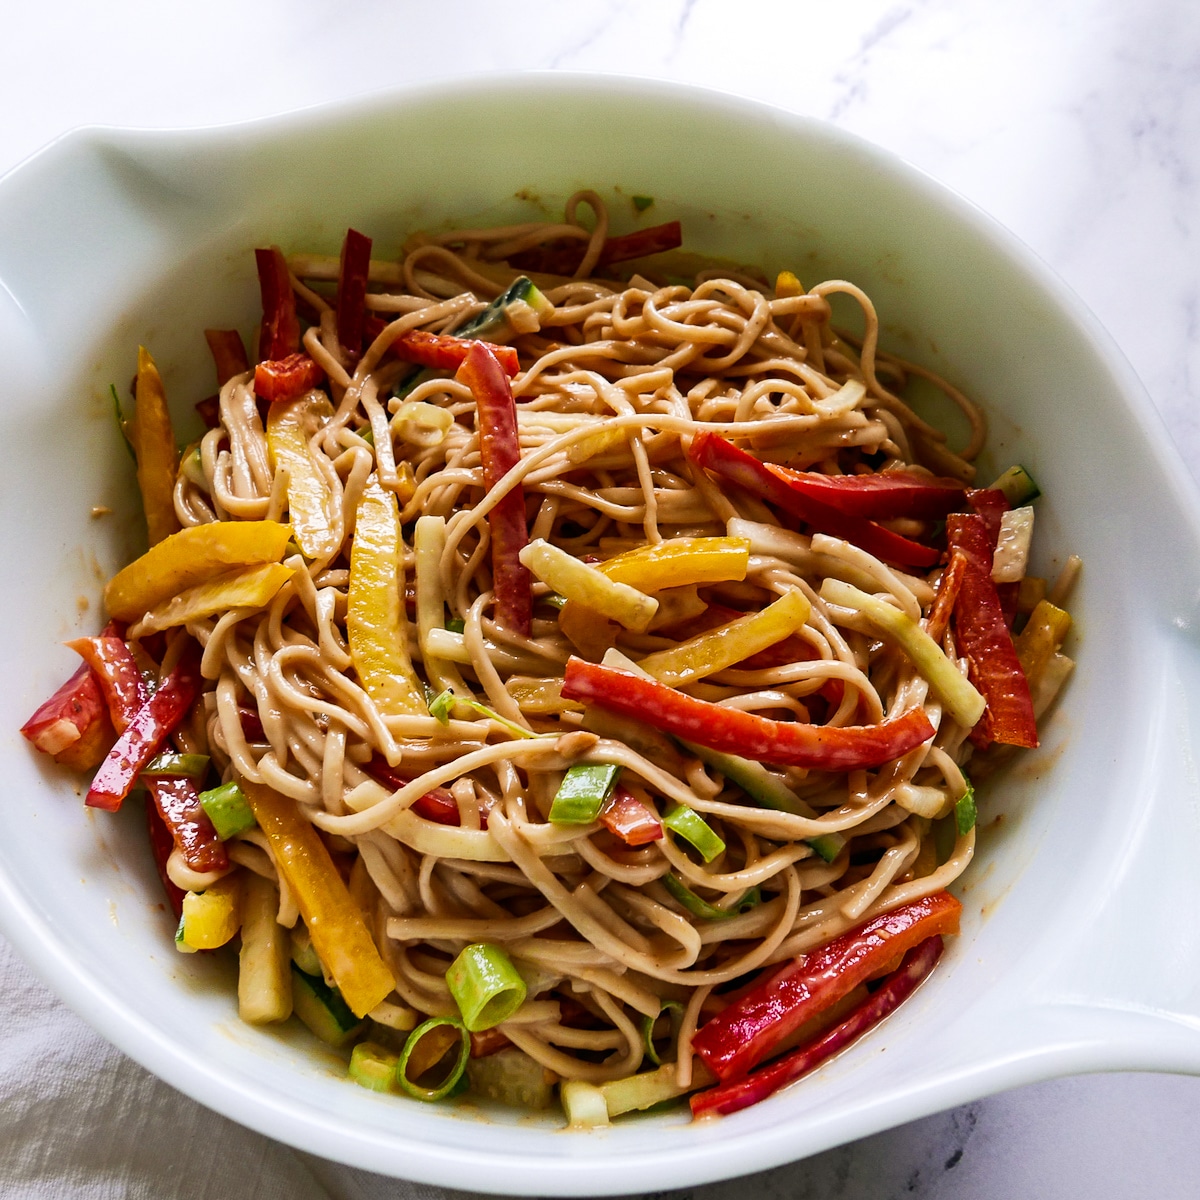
left=349, top=1041, right=399, bottom=1093
left=198, top=781, right=257, bottom=841
left=955, top=783, right=977, bottom=835
left=446, top=943, right=528, bottom=1032
left=143, top=752, right=210, bottom=779
left=632, top=195, right=655, bottom=213
left=395, top=1016, right=470, bottom=1101
left=428, top=688, right=546, bottom=741
left=661, top=873, right=759, bottom=922
left=662, top=805, right=726, bottom=863
left=444, top=616, right=466, bottom=634
left=806, top=832, right=846, bottom=864
left=549, top=763, right=621, bottom=825
left=640, top=1000, right=684, bottom=1067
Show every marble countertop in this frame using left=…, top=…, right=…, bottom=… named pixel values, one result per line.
left=2, top=2, right=1198, bottom=1197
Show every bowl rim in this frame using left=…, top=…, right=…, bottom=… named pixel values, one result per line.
left=2, top=69, right=1197, bottom=1196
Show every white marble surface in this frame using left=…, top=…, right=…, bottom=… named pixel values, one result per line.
left=1, top=1, right=1198, bottom=1196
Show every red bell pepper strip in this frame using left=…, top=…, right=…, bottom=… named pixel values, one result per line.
left=365, top=755, right=478, bottom=827
left=692, top=891, right=961, bottom=1081
left=146, top=799, right=186, bottom=918
left=510, top=220, right=684, bottom=276
left=395, top=330, right=520, bottom=378
left=946, top=514, right=1038, bottom=749
left=966, top=487, right=1019, bottom=624
left=599, top=785, right=663, bottom=846
left=689, top=433, right=939, bottom=570
left=204, top=329, right=250, bottom=386
left=470, top=1027, right=513, bottom=1058
left=65, top=634, right=147, bottom=734
left=767, top=469, right=966, bottom=520
left=925, top=549, right=967, bottom=644
left=456, top=343, right=532, bottom=636
left=144, top=774, right=229, bottom=874
left=253, top=352, right=326, bottom=402
left=690, top=935, right=944, bottom=1117
left=195, top=395, right=221, bottom=429
left=21, top=661, right=115, bottom=770
left=238, top=707, right=266, bottom=742
left=560, top=656, right=934, bottom=770
left=255, top=246, right=300, bottom=361
left=599, top=220, right=683, bottom=267
left=336, top=227, right=373, bottom=361
left=85, top=640, right=205, bottom=812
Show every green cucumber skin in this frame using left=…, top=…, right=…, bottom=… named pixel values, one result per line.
left=991, top=464, right=1041, bottom=506
left=291, top=966, right=363, bottom=1046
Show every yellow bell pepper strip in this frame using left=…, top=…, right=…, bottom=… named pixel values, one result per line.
left=1014, top=599, right=1072, bottom=686
left=414, top=515, right=473, bottom=703
left=105, top=520, right=292, bottom=622
left=596, top=536, right=750, bottom=593
left=86, top=640, right=204, bottom=811
left=238, top=871, right=293, bottom=1024
left=520, top=539, right=658, bottom=633
left=820, top=578, right=986, bottom=730
left=456, top=343, right=532, bottom=635
left=636, top=588, right=811, bottom=687
left=348, top=480, right=426, bottom=716
left=129, top=347, right=181, bottom=546
left=561, top=656, right=935, bottom=771
left=178, top=874, right=242, bottom=951
left=240, top=778, right=395, bottom=1018
left=133, top=562, right=292, bottom=635
left=265, top=391, right=339, bottom=561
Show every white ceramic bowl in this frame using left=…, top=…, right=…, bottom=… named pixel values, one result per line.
left=3, top=74, right=1200, bottom=1196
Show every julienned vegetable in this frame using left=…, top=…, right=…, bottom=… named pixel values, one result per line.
left=560, top=656, right=936, bottom=770
left=26, top=194, right=1076, bottom=1129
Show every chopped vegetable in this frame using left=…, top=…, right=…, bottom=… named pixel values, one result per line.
left=336, top=227, right=372, bottom=360
left=947, top=513, right=1038, bottom=748
left=178, top=874, right=241, bottom=951
left=86, top=640, right=205, bottom=811
left=348, top=480, right=426, bottom=715
left=662, top=805, right=726, bottom=863
left=198, top=781, right=257, bottom=841
left=820, top=578, right=985, bottom=729
left=992, top=506, right=1034, bottom=583
left=549, top=763, right=622, bottom=825
left=292, top=966, right=365, bottom=1047
left=689, top=432, right=939, bottom=569
left=146, top=800, right=186, bottom=918
left=240, top=779, right=395, bottom=1018
left=1014, top=599, right=1072, bottom=685
left=428, top=688, right=542, bottom=741
left=446, top=943, right=528, bottom=1031
left=254, top=352, right=326, bottom=403
left=350, top=1041, right=399, bottom=1093
left=599, top=786, right=663, bottom=846
left=521, top=539, right=658, bottom=633
left=990, top=464, right=1041, bottom=506
left=453, top=276, right=553, bottom=341
left=636, top=588, right=810, bottom=687
left=129, top=347, right=181, bottom=546
left=762, top=469, right=966, bottom=520
left=662, top=874, right=759, bottom=921
left=560, top=656, right=935, bottom=770
left=692, top=890, right=962, bottom=1081
left=393, top=329, right=520, bottom=377
left=925, top=550, right=967, bottom=644
left=21, top=661, right=114, bottom=769
left=597, top=536, right=750, bottom=592
left=631, top=195, right=655, bottom=213
left=690, top=935, right=945, bottom=1116
left=955, top=784, right=977, bottom=835
left=396, top=1016, right=470, bottom=1101
left=65, top=633, right=146, bottom=733
left=238, top=872, right=293, bottom=1024
left=456, top=343, right=532, bottom=635
left=133, top=562, right=292, bottom=635
left=104, top=520, right=292, bottom=622
left=204, top=328, right=250, bottom=385
left=265, top=392, right=339, bottom=561
left=561, top=1079, right=610, bottom=1128
left=144, top=773, right=229, bottom=873
left=255, top=246, right=300, bottom=360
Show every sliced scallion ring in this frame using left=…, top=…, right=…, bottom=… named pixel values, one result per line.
left=662, top=805, right=726, bottom=863
left=395, top=1016, right=470, bottom=1102
left=955, top=783, right=977, bottom=835
left=640, top=1000, right=685, bottom=1067
left=446, top=942, right=528, bottom=1031
left=661, top=873, right=759, bottom=922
